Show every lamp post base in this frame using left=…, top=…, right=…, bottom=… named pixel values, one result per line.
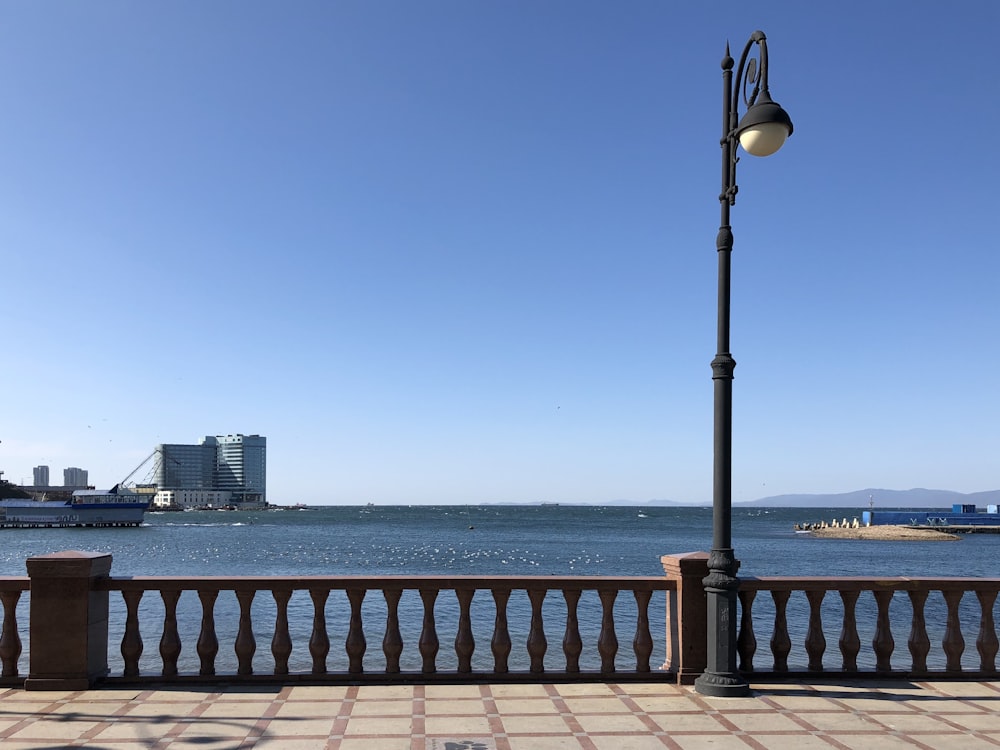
left=695, top=549, right=750, bottom=697
left=694, top=670, right=751, bottom=697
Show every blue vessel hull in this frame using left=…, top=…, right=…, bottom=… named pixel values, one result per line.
left=0, top=499, right=148, bottom=528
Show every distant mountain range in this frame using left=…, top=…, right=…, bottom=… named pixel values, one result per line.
left=736, top=488, right=1000, bottom=509
left=611, top=488, right=1000, bottom=509
left=503, top=488, right=1000, bottom=508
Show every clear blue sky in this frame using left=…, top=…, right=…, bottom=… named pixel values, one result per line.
left=2, top=1, right=997, bottom=505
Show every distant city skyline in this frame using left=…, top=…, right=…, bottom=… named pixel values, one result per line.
left=2, top=2, right=997, bottom=505
left=4, top=435, right=267, bottom=509
left=20, top=464, right=90, bottom=488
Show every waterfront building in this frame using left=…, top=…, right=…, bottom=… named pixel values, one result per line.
left=155, top=442, right=216, bottom=489
left=152, top=434, right=266, bottom=509
left=152, top=488, right=233, bottom=510
left=215, top=434, right=266, bottom=505
left=33, top=465, right=49, bottom=486
left=63, top=467, right=88, bottom=486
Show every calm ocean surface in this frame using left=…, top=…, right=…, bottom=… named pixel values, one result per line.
left=2, top=503, right=993, bottom=578
left=3, top=504, right=995, bottom=674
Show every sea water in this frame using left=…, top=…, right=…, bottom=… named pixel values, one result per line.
left=2, top=504, right=995, bottom=674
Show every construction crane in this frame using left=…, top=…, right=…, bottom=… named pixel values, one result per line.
left=119, top=447, right=180, bottom=490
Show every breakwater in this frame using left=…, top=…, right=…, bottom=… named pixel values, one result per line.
left=806, top=525, right=958, bottom=541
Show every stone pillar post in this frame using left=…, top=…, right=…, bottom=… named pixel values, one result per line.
left=25, top=550, right=113, bottom=690
left=661, top=552, right=709, bottom=685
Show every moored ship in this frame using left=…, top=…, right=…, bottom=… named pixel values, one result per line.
left=0, top=484, right=149, bottom=528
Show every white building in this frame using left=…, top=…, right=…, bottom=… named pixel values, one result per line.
left=152, top=488, right=234, bottom=510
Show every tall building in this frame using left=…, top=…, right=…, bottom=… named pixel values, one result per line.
left=33, top=465, right=50, bottom=486
left=152, top=434, right=266, bottom=508
left=154, top=442, right=216, bottom=489
left=215, top=434, right=267, bottom=504
left=63, top=467, right=88, bottom=486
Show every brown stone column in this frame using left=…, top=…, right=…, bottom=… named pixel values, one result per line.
left=25, top=550, right=113, bottom=690
left=661, top=552, right=709, bottom=685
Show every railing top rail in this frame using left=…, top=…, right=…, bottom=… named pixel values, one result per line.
left=100, top=574, right=673, bottom=593
left=0, top=577, right=30, bottom=591
left=740, top=576, right=1000, bottom=592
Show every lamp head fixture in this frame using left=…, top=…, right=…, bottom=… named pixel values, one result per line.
left=735, top=90, right=793, bottom=157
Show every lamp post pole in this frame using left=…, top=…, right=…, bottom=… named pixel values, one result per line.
left=694, top=31, right=793, bottom=698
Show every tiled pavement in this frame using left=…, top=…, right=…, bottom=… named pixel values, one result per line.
left=1, top=679, right=999, bottom=749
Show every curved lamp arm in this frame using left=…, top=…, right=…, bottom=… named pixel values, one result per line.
left=721, top=31, right=793, bottom=208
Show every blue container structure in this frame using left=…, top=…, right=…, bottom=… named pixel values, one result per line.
left=863, top=505, right=1000, bottom=527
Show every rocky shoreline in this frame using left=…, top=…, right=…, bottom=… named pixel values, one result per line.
left=803, top=525, right=959, bottom=541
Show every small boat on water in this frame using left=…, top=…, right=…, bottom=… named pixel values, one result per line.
left=0, top=484, right=149, bottom=529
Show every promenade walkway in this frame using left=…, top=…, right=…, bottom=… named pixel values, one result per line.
left=2, top=679, right=999, bottom=749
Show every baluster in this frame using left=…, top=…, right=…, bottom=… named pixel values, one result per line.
left=235, top=590, right=257, bottom=676
left=633, top=589, right=653, bottom=673
left=383, top=588, right=403, bottom=673
left=839, top=589, right=861, bottom=671
left=197, top=590, right=219, bottom=676
left=0, top=590, right=23, bottom=678
left=907, top=589, right=930, bottom=673
left=527, top=588, right=547, bottom=673
left=942, top=589, right=965, bottom=673
left=805, top=590, right=826, bottom=671
left=737, top=589, right=757, bottom=672
left=419, top=588, right=439, bottom=674
left=309, top=588, right=330, bottom=674
left=562, top=589, right=582, bottom=672
left=346, top=588, right=367, bottom=674
left=975, top=589, right=999, bottom=673
left=872, top=589, right=895, bottom=673
left=271, top=589, right=292, bottom=675
left=455, top=588, right=475, bottom=673
left=770, top=590, right=791, bottom=672
left=598, top=589, right=618, bottom=673
left=121, top=590, right=144, bottom=677
left=491, top=587, right=512, bottom=674
left=159, top=589, right=182, bottom=677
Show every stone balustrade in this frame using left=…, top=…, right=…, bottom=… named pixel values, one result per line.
left=1, top=552, right=675, bottom=689
left=103, top=574, right=670, bottom=683
left=2, top=552, right=999, bottom=690
left=737, top=576, right=1000, bottom=677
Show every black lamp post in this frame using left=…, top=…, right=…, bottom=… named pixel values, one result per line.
left=694, top=30, right=793, bottom=698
